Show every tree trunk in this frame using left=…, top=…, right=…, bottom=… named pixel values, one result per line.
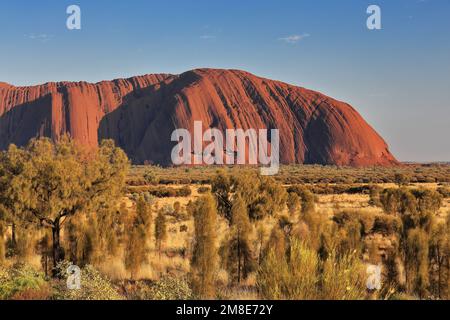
left=237, top=231, right=241, bottom=284
left=437, top=247, right=442, bottom=298
left=11, top=223, right=16, bottom=246
left=51, top=219, right=64, bottom=273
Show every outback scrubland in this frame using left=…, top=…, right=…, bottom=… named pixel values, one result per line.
left=0, top=138, right=449, bottom=300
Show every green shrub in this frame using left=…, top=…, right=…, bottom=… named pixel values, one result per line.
left=0, top=264, right=49, bottom=300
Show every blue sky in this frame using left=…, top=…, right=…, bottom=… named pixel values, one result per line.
left=0, top=0, right=449, bottom=162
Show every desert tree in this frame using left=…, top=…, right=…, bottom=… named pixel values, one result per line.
left=385, top=249, right=401, bottom=290
left=394, top=173, right=410, bottom=187
left=37, top=232, right=52, bottom=277
left=85, top=215, right=102, bottom=264
left=369, top=185, right=382, bottom=207
left=0, top=219, right=5, bottom=265
left=211, top=171, right=233, bottom=221
left=15, top=224, right=35, bottom=261
left=409, top=189, right=442, bottom=232
left=380, top=187, right=443, bottom=297
left=125, top=217, right=147, bottom=280
left=190, top=194, right=219, bottom=299
left=405, top=228, right=430, bottom=297
left=173, top=201, right=181, bottom=216
left=154, top=209, right=167, bottom=256
left=123, top=196, right=152, bottom=279
left=212, top=170, right=287, bottom=222
left=65, top=218, right=82, bottom=265
left=136, top=196, right=152, bottom=237
left=380, top=188, right=442, bottom=232
left=221, top=195, right=254, bottom=283
left=264, top=225, right=287, bottom=260
left=256, top=223, right=268, bottom=265
left=0, top=136, right=129, bottom=270
left=66, top=215, right=100, bottom=266
left=332, top=214, right=363, bottom=257
left=287, top=192, right=301, bottom=216
left=429, top=216, right=449, bottom=299
left=300, top=209, right=329, bottom=250
left=99, top=207, right=121, bottom=257
left=287, top=185, right=316, bottom=216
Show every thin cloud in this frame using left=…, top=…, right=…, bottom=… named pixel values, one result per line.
left=278, top=33, right=310, bottom=44
left=26, top=33, right=54, bottom=43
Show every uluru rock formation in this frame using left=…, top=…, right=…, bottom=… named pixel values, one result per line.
left=0, top=68, right=397, bottom=166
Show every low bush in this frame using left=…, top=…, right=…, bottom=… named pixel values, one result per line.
left=0, top=264, right=50, bottom=300
left=437, top=186, right=450, bottom=198
left=197, top=186, right=210, bottom=194
left=53, top=262, right=123, bottom=300
left=126, top=277, right=193, bottom=300
left=372, top=214, right=402, bottom=235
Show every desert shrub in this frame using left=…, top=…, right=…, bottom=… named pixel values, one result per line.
left=380, top=188, right=442, bottom=232
left=380, top=188, right=407, bottom=214
left=144, top=170, right=159, bottom=185
left=388, top=293, right=417, bottom=300
left=332, top=210, right=356, bottom=226
left=128, top=163, right=450, bottom=185
left=177, top=186, right=192, bottom=197
left=125, top=222, right=148, bottom=280
left=264, top=225, right=288, bottom=260
left=126, top=178, right=147, bottom=187
left=436, top=186, right=450, bottom=198
left=53, top=262, right=122, bottom=300
left=220, top=195, right=255, bottom=283
left=212, top=171, right=287, bottom=222
left=179, top=178, right=192, bottom=185
left=144, top=186, right=192, bottom=198
left=302, top=184, right=372, bottom=195
left=0, top=264, right=50, bottom=300
left=405, top=228, right=430, bottom=298
left=333, top=210, right=375, bottom=236
left=155, top=210, right=168, bottom=255
left=257, top=241, right=316, bottom=300
left=429, top=217, right=450, bottom=299
left=372, top=214, right=402, bottom=235
left=298, top=211, right=330, bottom=250
left=257, top=240, right=366, bottom=300
left=334, top=219, right=364, bottom=256
left=287, top=192, right=301, bottom=215
left=149, top=186, right=177, bottom=198
left=357, top=211, right=376, bottom=235
left=369, top=185, right=383, bottom=207
left=319, top=250, right=366, bottom=300
left=0, top=222, right=5, bottom=266
left=190, top=194, right=219, bottom=299
left=197, top=186, right=210, bottom=194
left=411, top=189, right=442, bottom=215
left=287, top=185, right=316, bottom=216
left=394, top=173, right=411, bottom=186
left=133, top=277, right=194, bottom=300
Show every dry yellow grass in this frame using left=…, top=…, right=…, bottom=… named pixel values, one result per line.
left=103, top=183, right=450, bottom=295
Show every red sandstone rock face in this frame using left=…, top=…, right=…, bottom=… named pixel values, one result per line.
left=0, top=68, right=397, bottom=166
